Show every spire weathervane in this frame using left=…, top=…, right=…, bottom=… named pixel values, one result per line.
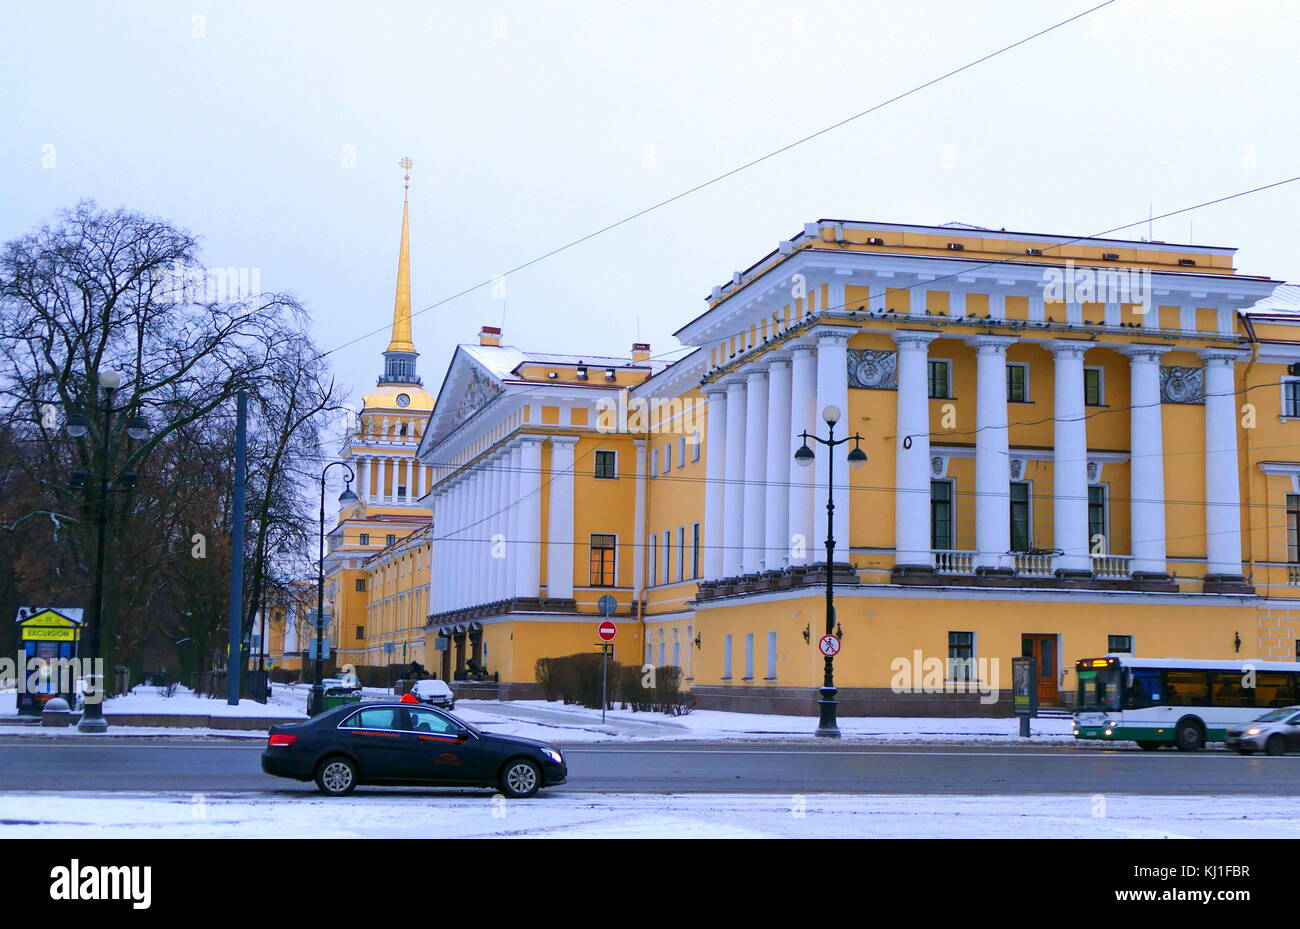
left=399, top=157, right=413, bottom=200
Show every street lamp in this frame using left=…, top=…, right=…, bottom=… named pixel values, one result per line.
left=65, top=369, right=153, bottom=732
left=310, top=461, right=357, bottom=716
left=794, top=404, right=866, bottom=739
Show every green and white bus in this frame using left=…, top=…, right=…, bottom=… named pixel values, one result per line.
left=1072, top=655, right=1300, bottom=750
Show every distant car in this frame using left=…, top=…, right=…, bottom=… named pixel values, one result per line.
left=1226, top=706, right=1300, bottom=756
left=409, top=678, right=454, bottom=710
left=261, top=702, right=566, bottom=798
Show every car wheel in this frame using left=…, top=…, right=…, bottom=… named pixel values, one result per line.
left=1266, top=735, right=1288, bottom=757
left=499, top=758, right=542, bottom=799
left=315, top=756, right=358, bottom=796
left=1136, top=740, right=1163, bottom=751
left=1174, top=718, right=1205, bottom=752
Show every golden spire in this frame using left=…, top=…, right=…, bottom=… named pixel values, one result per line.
left=386, top=157, right=416, bottom=354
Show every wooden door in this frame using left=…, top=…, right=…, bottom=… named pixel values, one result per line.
left=1021, top=634, right=1059, bottom=706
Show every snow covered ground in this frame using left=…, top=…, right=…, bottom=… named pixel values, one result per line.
left=0, top=791, right=1294, bottom=838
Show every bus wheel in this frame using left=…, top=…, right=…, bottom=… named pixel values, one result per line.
left=1174, top=718, right=1205, bottom=752
left=1136, top=740, right=1163, bottom=751
left=1266, top=735, right=1288, bottom=757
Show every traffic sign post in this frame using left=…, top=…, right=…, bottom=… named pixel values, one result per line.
left=596, top=615, right=617, bottom=723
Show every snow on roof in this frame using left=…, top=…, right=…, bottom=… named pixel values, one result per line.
left=460, top=342, right=668, bottom=379
left=1246, top=283, right=1300, bottom=315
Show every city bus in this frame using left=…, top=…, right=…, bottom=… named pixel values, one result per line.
left=1072, top=655, right=1300, bottom=750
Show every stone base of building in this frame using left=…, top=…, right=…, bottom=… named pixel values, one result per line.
left=1130, top=571, right=1180, bottom=592
left=689, top=684, right=1013, bottom=718
left=696, top=562, right=860, bottom=600
left=1202, top=574, right=1255, bottom=595
left=890, top=564, right=936, bottom=584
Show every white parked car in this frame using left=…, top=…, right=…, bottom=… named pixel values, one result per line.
left=410, top=678, right=455, bottom=710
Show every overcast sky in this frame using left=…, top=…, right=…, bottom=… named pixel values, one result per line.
left=4, top=0, right=1298, bottom=418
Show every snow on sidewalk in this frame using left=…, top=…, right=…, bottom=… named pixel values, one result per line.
left=456, top=699, right=1079, bottom=744
left=1, top=791, right=1295, bottom=838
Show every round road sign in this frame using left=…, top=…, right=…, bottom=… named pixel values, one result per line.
left=598, top=620, right=617, bottom=642
left=818, top=634, right=841, bottom=657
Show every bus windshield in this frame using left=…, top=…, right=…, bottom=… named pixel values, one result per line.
left=1077, top=666, right=1121, bottom=711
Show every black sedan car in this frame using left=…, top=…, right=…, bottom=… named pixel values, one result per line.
left=261, top=701, right=567, bottom=798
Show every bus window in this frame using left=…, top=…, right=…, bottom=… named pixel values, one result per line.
left=1211, top=673, right=1246, bottom=707
left=1124, top=670, right=1162, bottom=709
left=1078, top=666, right=1121, bottom=710
left=1255, top=672, right=1298, bottom=708
left=1165, top=671, right=1210, bottom=707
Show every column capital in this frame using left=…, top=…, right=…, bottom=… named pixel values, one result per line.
left=1198, top=348, right=1250, bottom=366
left=810, top=325, right=856, bottom=345
left=548, top=435, right=581, bottom=449
left=788, top=340, right=818, bottom=357
left=763, top=350, right=793, bottom=366
left=720, top=374, right=747, bottom=390
left=702, top=382, right=729, bottom=399
left=743, top=362, right=770, bottom=378
left=892, top=330, right=940, bottom=350
left=1047, top=339, right=1090, bottom=358
left=966, top=334, right=1017, bottom=354
left=516, top=434, right=547, bottom=448
left=1118, top=343, right=1172, bottom=362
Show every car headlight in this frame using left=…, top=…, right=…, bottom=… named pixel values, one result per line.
left=1246, top=728, right=1262, bottom=736
left=540, top=747, right=563, bottom=765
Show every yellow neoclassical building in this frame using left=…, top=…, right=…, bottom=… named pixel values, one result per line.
left=413, top=216, right=1300, bottom=715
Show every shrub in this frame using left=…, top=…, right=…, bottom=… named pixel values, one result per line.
left=535, top=658, right=557, bottom=701
left=541, top=653, right=621, bottom=709
left=654, top=665, right=692, bottom=716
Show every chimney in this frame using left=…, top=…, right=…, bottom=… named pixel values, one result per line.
left=631, top=342, right=651, bottom=363
left=479, top=325, right=502, bottom=347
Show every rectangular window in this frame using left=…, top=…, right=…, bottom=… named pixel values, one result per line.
left=651, top=449, right=658, bottom=477
left=948, top=631, right=974, bottom=682
left=386, top=534, right=396, bottom=546
left=691, top=432, right=702, bottom=462
left=931, top=480, right=953, bottom=550
left=723, top=634, right=733, bottom=680
left=397, top=485, right=406, bottom=497
left=1084, top=367, right=1104, bottom=406
left=744, top=633, right=754, bottom=680
left=594, top=449, right=617, bottom=479
left=1107, top=634, right=1132, bottom=654
left=1165, top=670, right=1211, bottom=707
left=664, top=443, right=673, bottom=473
left=1285, top=380, right=1300, bottom=418
left=355, top=626, right=365, bottom=640
left=677, top=526, right=685, bottom=581
left=657, top=640, right=665, bottom=668
left=1288, top=494, right=1300, bottom=563
left=355, top=578, right=366, bottom=592
left=589, top=534, right=616, bottom=587
left=678, top=436, right=686, bottom=468
left=766, top=631, right=777, bottom=680
left=664, top=530, right=672, bottom=584
left=1088, top=486, right=1107, bottom=551
left=359, top=533, right=370, bottom=546
left=1006, top=362, right=1028, bottom=403
left=927, top=359, right=951, bottom=399
left=1009, top=482, right=1031, bottom=551
left=692, top=523, right=701, bottom=579
left=649, top=535, right=658, bottom=586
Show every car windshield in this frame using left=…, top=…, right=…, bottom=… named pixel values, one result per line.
left=1253, top=707, right=1296, bottom=722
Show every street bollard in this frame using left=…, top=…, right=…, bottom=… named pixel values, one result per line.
left=41, top=697, right=72, bottom=728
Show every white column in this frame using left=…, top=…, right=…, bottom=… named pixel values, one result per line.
left=515, top=437, right=544, bottom=598
left=546, top=436, right=578, bottom=600
left=486, top=453, right=504, bottom=601
left=721, top=376, right=747, bottom=577
left=505, top=442, right=522, bottom=600
left=702, top=385, right=728, bottom=579
left=356, top=456, right=368, bottom=502
left=446, top=478, right=462, bottom=610
left=402, top=458, right=412, bottom=501
left=742, top=364, right=769, bottom=573
left=764, top=353, right=792, bottom=571
left=814, top=327, right=853, bottom=564
left=970, top=336, right=1016, bottom=572
left=1050, top=341, right=1091, bottom=575
left=787, top=343, right=818, bottom=566
left=632, top=438, right=648, bottom=593
left=1123, top=346, right=1170, bottom=578
left=892, top=331, right=939, bottom=571
left=1200, top=350, right=1246, bottom=581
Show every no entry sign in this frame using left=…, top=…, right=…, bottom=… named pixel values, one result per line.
left=818, top=634, right=841, bottom=657
left=598, top=620, right=617, bottom=642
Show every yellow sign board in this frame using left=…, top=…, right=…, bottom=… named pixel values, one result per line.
left=22, top=627, right=78, bottom=641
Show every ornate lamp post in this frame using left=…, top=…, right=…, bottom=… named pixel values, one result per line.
left=310, top=461, right=357, bottom=717
left=794, top=404, right=867, bottom=738
left=64, top=369, right=153, bottom=733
